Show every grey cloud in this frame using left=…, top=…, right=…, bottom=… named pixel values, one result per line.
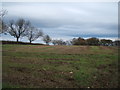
left=2, top=2, right=118, bottom=41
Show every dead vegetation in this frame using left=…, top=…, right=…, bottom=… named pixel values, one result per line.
left=2, top=45, right=119, bottom=88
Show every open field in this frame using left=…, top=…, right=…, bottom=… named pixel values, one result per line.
left=2, top=45, right=119, bottom=88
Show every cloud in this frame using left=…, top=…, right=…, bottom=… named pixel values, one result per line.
left=2, top=2, right=118, bottom=42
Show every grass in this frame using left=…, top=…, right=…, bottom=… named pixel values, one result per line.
left=2, top=83, right=21, bottom=88
left=2, top=45, right=119, bottom=88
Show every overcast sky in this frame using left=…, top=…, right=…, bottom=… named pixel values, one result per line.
left=1, top=2, right=118, bottom=43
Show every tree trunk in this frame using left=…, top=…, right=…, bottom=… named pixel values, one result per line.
left=16, top=38, right=19, bottom=43
left=30, top=40, right=32, bottom=44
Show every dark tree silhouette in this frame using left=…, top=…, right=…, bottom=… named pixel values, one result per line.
left=43, top=35, right=51, bottom=45
left=86, top=37, right=99, bottom=46
left=8, top=18, right=30, bottom=42
left=71, top=38, right=79, bottom=45
left=78, top=37, right=86, bottom=45
left=114, top=40, right=120, bottom=46
left=100, top=39, right=113, bottom=46
left=26, top=27, right=43, bottom=43
left=71, top=37, right=86, bottom=45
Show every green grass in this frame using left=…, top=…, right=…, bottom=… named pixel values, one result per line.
left=2, top=45, right=118, bottom=88
left=2, top=83, right=21, bottom=88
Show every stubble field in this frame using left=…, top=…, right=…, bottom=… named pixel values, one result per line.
left=2, top=45, right=119, bottom=88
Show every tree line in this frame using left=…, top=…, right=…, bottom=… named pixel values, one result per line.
left=0, top=10, right=120, bottom=46
left=70, top=37, right=120, bottom=46
left=0, top=10, right=51, bottom=44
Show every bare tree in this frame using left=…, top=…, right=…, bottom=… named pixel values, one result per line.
left=43, top=35, right=51, bottom=45
left=26, top=27, right=43, bottom=43
left=52, top=39, right=66, bottom=45
left=66, top=40, right=72, bottom=45
left=8, top=18, right=30, bottom=42
left=0, top=9, right=7, bottom=17
left=52, top=40, right=58, bottom=45
left=0, top=9, right=8, bottom=34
